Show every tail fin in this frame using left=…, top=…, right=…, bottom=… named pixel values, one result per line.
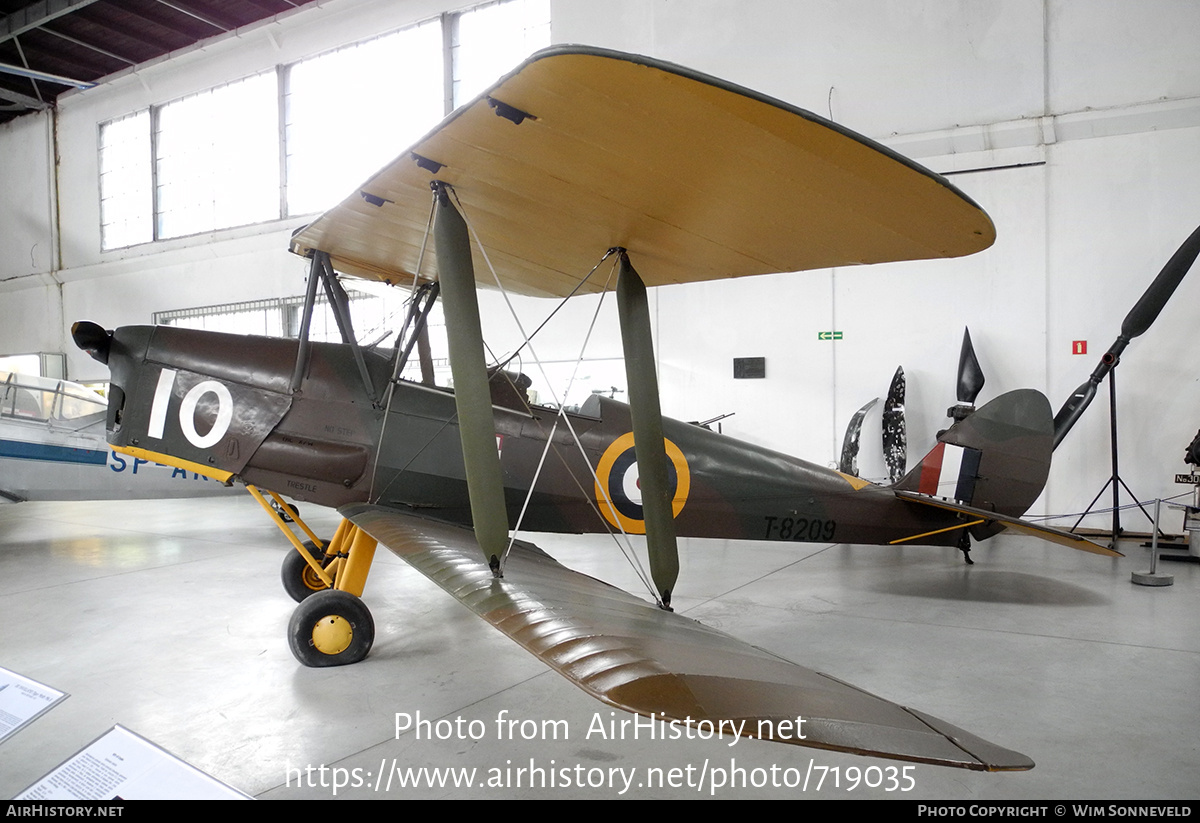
left=894, top=389, right=1053, bottom=521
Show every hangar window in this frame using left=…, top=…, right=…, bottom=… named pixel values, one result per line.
left=285, top=0, right=549, bottom=216
left=97, top=0, right=550, bottom=249
left=155, top=298, right=290, bottom=338
left=451, top=0, right=551, bottom=107
left=154, top=71, right=281, bottom=240
left=153, top=289, right=415, bottom=347
left=99, top=110, right=152, bottom=249
left=284, top=21, right=444, bottom=217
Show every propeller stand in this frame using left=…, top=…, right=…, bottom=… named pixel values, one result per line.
left=1052, top=223, right=1200, bottom=547
left=1068, top=368, right=1161, bottom=544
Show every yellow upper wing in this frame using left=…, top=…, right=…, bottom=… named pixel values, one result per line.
left=290, top=45, right=995, bottom=298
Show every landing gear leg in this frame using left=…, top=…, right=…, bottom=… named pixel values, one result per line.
left=245, top=485, right=380, bottom=665
left=958, top=531, right=974, bottom=565
left=285, top=523, right=379, bottom=666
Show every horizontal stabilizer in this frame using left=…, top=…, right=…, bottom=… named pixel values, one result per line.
left=343, top=504, right=1033, bottom=771
left=894, top=491, right=1120, bottom=556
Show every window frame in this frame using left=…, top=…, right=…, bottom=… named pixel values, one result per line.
left=97, top=0, right=550, bottom=252
left=151, top=69, right=284, bottom=242
left=97, top=109, right=153, bottom=250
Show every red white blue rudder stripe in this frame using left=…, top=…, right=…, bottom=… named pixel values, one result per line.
left=914, top=442, right=982, bottom=503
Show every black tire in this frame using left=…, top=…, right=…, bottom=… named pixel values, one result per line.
left=281, top=539, right=332, bottom=603
left=271, top=500, right=300, bottom=523
left=288, top=589, right=374, bottom=667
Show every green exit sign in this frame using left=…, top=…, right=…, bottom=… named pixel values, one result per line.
left=818, top=331, right=843, bottom=341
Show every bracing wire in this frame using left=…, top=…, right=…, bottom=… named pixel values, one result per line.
left=507, top=256, right=626, bottom=558
left=369, top=197, right=437, bottom=501
left=448, top=190, right=660, bottom=603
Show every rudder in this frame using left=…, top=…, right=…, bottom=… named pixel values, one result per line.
left=895, top=389, right=1054, bottom=527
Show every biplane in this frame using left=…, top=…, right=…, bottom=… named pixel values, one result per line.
left=68, top=46, right=1200, bottom=773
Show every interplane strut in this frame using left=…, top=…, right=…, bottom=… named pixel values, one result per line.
left=615, top=251, right=679, bottom=608
left=432, top=182, right=510, bottom=575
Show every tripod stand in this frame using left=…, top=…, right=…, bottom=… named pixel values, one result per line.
left=1069, top=368, right=1162, bottom=545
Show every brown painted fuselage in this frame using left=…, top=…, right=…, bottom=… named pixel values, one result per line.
left=95, top=324, right=1055, bottom=551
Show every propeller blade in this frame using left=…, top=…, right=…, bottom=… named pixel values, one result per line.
left=956, top=327, right=985, bottom=405
left=1123, top=223, right=1200, bottom=339
left=1051, top=378, right=1099, bottom=450
left=839, top=397, right=878, bottom=476
left=1053, top=223, right=1200, bottom=448
left=883, top=366, right=907, bottom=483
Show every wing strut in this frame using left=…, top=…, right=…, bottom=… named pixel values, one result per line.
left=432, top=182, right=509, bottom=575
left=289, top=251, right=323, bottom=393
left=289, top=249, right=379, bottom=406
left=616, top=251, right=679, bottom=608
left=318, top=252, right=379, bottom=406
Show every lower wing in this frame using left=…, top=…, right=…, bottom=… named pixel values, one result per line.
left=341, top=503, right=1034, bottom=771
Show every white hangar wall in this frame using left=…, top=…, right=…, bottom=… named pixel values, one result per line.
left=557, top=0, right=1200, bottom=522
left=0, top=0, right=1197, bottom=527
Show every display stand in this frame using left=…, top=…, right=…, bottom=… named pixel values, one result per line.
left=1069, top=370, right=1165, bottom=545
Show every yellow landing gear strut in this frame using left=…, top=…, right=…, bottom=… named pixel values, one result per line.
left=247, top=486, right=378, bottom=667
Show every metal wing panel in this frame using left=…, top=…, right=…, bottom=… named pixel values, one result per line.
left=342, top=503, right=1032, bottom=770
left=292, top=46, right=995, bottom=297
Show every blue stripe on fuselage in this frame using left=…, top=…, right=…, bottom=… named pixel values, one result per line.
left=0, top=438, right=108, bottom=466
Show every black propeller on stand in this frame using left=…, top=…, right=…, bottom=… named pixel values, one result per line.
left=1053, top=223, right=1200, bottom=449
left=1052, top=222, right=1200, bottom=542
left=947, top=328, right=986, bottom=424
left=839, top=217, right=1198, bottom=494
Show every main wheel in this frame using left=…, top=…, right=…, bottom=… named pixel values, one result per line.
left=288, top=589, right=374, bottom=667
left=281, top=539, right=332, bottom=602
left=271, top=499, right=300, bottom=522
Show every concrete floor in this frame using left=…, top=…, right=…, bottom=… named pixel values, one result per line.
left=1, top=495, right=1196, bottom=800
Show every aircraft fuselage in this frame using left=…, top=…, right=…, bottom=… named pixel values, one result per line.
left=95, top=325, right=965, bottom=548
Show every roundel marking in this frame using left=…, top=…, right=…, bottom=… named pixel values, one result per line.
left=594, top=432, right=690, bottom=534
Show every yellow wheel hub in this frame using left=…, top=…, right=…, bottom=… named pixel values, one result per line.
left=302, top=564, right=328, bottom=591
left=311, top=614, right=353, bottom=655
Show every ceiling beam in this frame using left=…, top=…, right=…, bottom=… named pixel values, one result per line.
left=153, top=0, right=231, bottom=33
left=0, top=82, right=51, bottom=109
left=115, top=3, right=203, bottom=42
left=0, top=60, right=95, bottom=88
left=39, top=26, right=139, bottom=67
left=0, top=0, right=104, bottom=45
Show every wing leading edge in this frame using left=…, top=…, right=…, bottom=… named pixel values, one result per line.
left=291, top=46, right=995, bottom=297
left=342, top=504, right=1032, bottom=771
